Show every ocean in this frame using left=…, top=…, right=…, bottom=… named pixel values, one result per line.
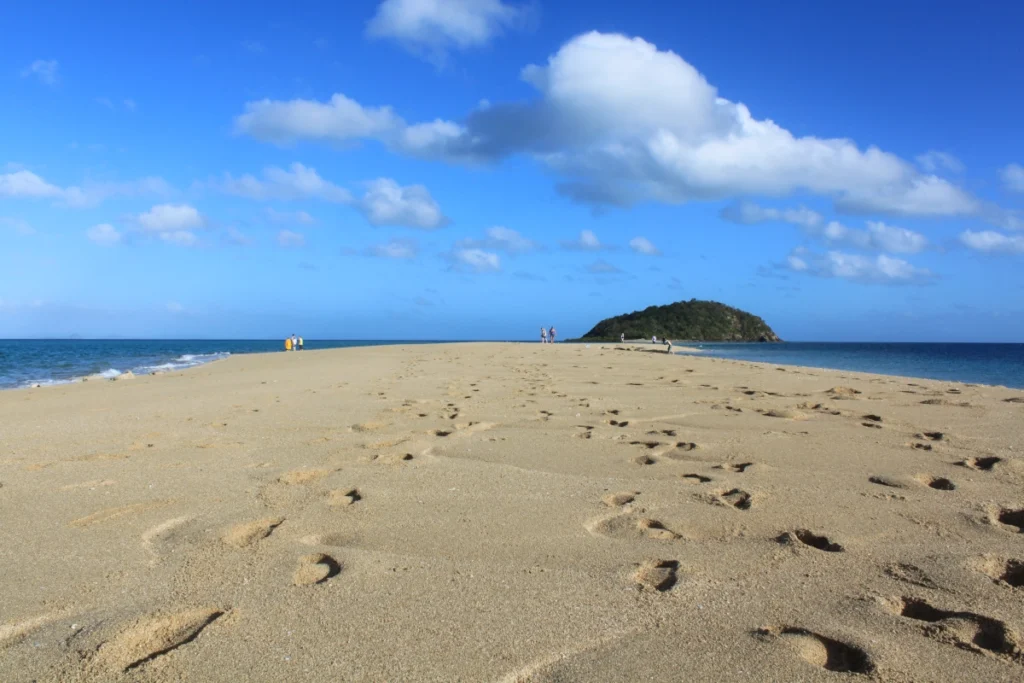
left=0, top=339, right=444, bottom=389
left=682, top=342, right=1024, bottom=389
left=3, top=340, right=1024, bottom=391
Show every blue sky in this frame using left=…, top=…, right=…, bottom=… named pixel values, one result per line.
left=2, top=0, right=1023, bottom=341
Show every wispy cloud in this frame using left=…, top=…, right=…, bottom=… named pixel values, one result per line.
left=450, top=247, right=500, bottom=272
left=277, top=230, right=305, bottom=247
left=784, top=247, right=931, bottom=284
left=960, top=230, right=1024, bottom=254
left=629, top=236, right=660, bottom=255
left=367, top=238, right=418, bottom=259
left=86, top=223, right=121, bottom=246
left=21, top=59, right=59, bottom=86
left=456, top=226, right=537, bottom=253
left=561, top=229, right=606, bottom=251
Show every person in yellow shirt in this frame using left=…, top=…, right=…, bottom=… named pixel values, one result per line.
left=298, top=336, right=304, bottom=351
left=284, top=337, right=293, bottom=351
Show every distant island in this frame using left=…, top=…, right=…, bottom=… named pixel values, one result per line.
left=574, top=299, right=781, bottom=342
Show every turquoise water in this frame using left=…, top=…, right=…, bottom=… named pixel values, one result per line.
left=682, top=342, right=1024, bottom=389
left=0, top=340, right=445, bottom=389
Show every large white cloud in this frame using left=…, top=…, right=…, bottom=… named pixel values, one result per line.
left=1002, top=164, right=1024, bottom=193
left=0, top=169, right=171, bottom=207
left=235, top=32, right=980, bottom=218
left=217, top=163, right=352, bottom=202
left=785, top=247, right=930, bottom=283
left=366, top=0, right=526, bottom=62
left=356, top=178, right=448, bottom=229
left=137, top=204, right=204, bottom=246
left=960, top=230, right=1024, bottom=254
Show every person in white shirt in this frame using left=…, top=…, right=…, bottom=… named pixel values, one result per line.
left=540, top=327, right=548, bottom=344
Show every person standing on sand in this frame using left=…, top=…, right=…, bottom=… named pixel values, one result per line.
left=298, top=336, right=304, bottom=351
left=291, top=334, right=298, bottom=351
left=620, top=333, right=625, bottom=343
left=665, top=339, right=673, bottom=353
left=549, top=326, right=557, bottom=344
left=284, top=336, right=293, bottom=352
left=540, top=327, right=548, bottom=344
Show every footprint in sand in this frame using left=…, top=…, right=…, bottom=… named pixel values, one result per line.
left=718, top=462, right=753, bottom=473
left=278, top=469, right=333, bottom=485
left=991, top=507, right=1024, bottom=534
left=349, top=421, right=390, bottom=433
left=327, top=488, right=361, bottom=507
left=293, top=553, right=342, bottom=586
left=778, top=529, right=844, bottom=553
left=708, top=488, right=753, bottom=510
left=141, top=516, right=194, bottom=565
left=633, top=559, right=679, bottom=592
left=975, top=556, right=1024, bottom=589
left=92, top=608, right=225, bottom=673
left=759, top=408, right=808, bottom=420
left=681, top=473, right=712, bottom=484
left=602, top=492, right=637, bottom=507
left=915, top=475, right=956, bottom=491
left=916, top=431, right=944, bottom=441
left=70, top=501, right=170, bottom=528
left=755, top=626, right=873, bottom=675
left=608, top=419, right=630, bottom=428
left=632, top=454, right=656, bottom=466
left=881, top=597, right=1022, bottom=663
left=222, top=517, right=284, bottom=548
left=868, top=475, right=908, bottom=489
left=961, top=456, right=1002, bottom=471
left=885, top=563, right=938, bottom=590
left=588, top=513, right=682, bottom=542
left=661, top=442, right=699, bottom=460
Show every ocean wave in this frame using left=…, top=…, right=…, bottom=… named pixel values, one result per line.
left=15, top=352, right=231, bottom=389
left=134, top=352, right=231, bottom=375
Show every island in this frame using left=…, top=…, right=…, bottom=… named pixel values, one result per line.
left=573, top=299, right=781, bottom=342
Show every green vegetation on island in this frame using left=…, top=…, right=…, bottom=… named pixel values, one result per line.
left=575, top=299, right=781, bottom=342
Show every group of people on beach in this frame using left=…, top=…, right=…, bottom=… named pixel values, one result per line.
left=619, top=332, right=673, bottom=352
left=540, top=326, right=557, bottom=343
left=284, top=334, right=304, bottom=351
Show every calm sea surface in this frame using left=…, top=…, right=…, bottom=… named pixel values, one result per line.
left=0, top=339, right=445, bottom=389
left=3, top=340, right=1024, bottom=390
left=682, top=342, right=1024, bottom=389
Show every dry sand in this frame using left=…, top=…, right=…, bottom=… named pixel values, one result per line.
left=2, top=342, right=1024, bottom=682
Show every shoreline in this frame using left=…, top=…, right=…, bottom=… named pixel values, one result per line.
left=9, top=340, right=1024, bottom=393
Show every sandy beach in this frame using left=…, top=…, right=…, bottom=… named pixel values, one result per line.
left=2, top=342, right=1024, bottom=682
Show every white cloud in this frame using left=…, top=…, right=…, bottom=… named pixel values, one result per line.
left=138, top=204, right=203, bottom=232
left=809, top=220, right=927, bottom=254
left=266, top=208, right=316, bottom=224
left=785, top=247, right=931, bottom=283
left=561, top=229, right=604, bottom=251
left=21, top=59, right=59, bottom=86
left=0, top=169, right=171, bottom=207
left=959, top=230, right=1024, bottom=254
left=277, top=230, right=306, bottom=247
left=217, top=163, right=351, bottom=203
left=224, top=227, right=252, bottom=246
left=916, top=151, right=963, bottom=174
left=586, top=259, right=622, bottom=274
left=356, top=178, right=448, bottom=228
left=158, top=230, right=199, bottom=247
left=0, top=217, right=34, bottom=235
left=720, top=201, right=823, bottom=228
left=86, top=223, right=121, bottom=246
left=366, top=0, right=526, bottom=62
left=367, top=238, right=418, bottom=259
left=456, top=226, right=536, bottom=253
left=629, top=236, right=660, bottom=255
left=722, top=201, right=926, bottom=254
left=451, top=247, right=500, bottom=272
left=237, top=32, right=981, bottom=218
left=1002, top=164, right=1024, bottom=193
left=95, top=97, right=114, bottom=110
left=234, top=94, right=403, bottom=145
